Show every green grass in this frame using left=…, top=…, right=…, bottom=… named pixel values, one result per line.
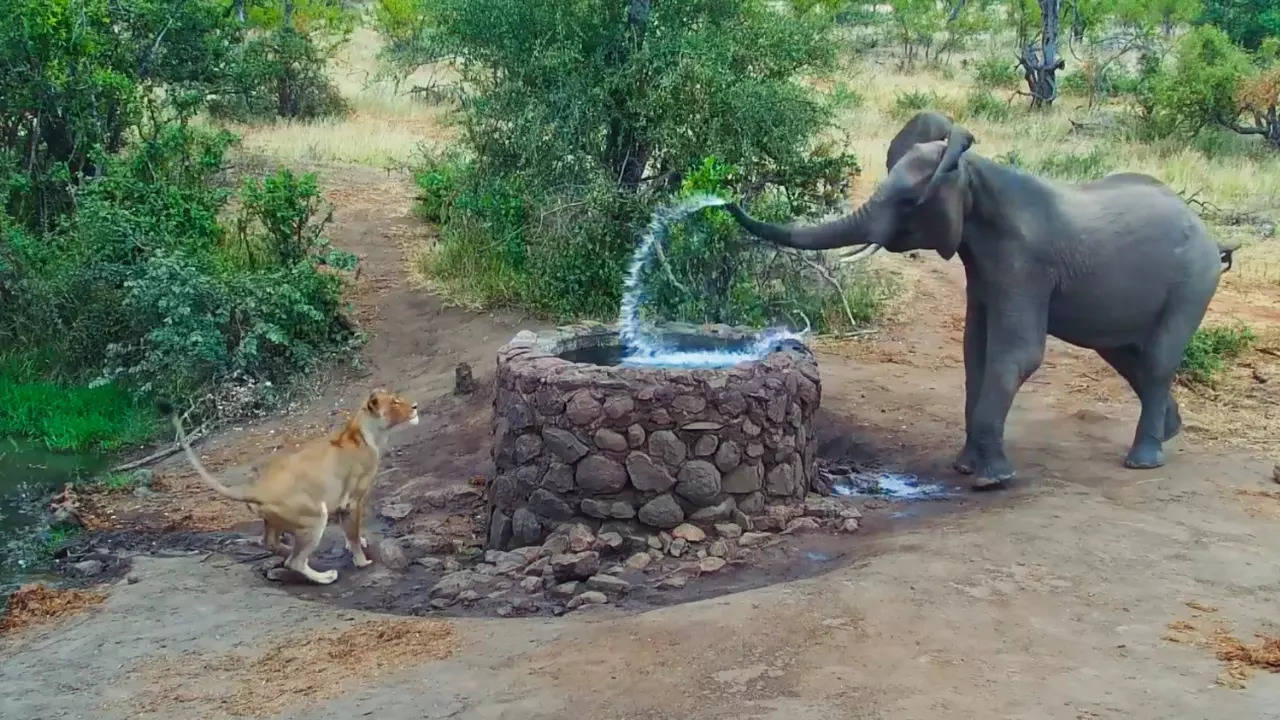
left=1033, top=147, right=1115, bottom=181
left=0, top=352, right=158, bottom=452
left=85, top=472, right=142, bottom=493
left=37, top=524, right=83, bottom=562
left=1178, top=323, right=1256, bottom=385
left=890, top=89, right=942, bottom=120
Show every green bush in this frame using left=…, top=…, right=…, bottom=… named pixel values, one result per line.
left=971, top=54, right=1020, bottom=89
left=1179, top=323, right=1256, bottom=384
left=0, top=0, right=239, bottom=232
left=1146, top=25, right=1254, bottom=138
left=2, top=125, right=361, bottom=440
left=391, top=0, right=874, bottom=327
left=965, top=89, right=1013, bottom=122
left=641, top=157, right=889, bottom=332
left=891, top=89, right=943, bottom=119
left=1033, top=147, right=1115, bottom=180
left=208, top=26, right=348, bottom=122
left=1197, top=0, right=1280, bottom=51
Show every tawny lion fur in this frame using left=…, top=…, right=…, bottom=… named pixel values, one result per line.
left=166, top=389, right=419, bottom=585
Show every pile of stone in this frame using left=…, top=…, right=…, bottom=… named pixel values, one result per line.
left=424, top=493, right=861, bottom=615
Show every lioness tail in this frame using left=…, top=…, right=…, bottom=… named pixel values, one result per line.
left=158, top=400, right=262, bottom=505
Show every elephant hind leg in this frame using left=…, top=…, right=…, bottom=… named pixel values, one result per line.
left=1163, top=394, right=1182, bottom=441
left=1095, top=346, right=1181, bottom=442
left=1116, top=307, right=1203, bottom=469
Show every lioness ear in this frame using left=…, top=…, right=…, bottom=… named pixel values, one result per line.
left=365, top=391, right=382, bottom=413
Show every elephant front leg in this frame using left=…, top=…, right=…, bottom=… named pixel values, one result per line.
left=953, top=292, right=987, bottom=475
left=966, top=307, right=1047, bottom=489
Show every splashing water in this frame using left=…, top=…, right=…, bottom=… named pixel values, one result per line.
left=617, top=194, right=803, bottom=368
left=828, top=470, right=948, bottom=499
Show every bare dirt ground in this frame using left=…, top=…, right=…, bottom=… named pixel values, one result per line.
left=4, top=166, right=1280, bottom=719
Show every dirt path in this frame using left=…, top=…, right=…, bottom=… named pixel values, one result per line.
left=4, top=167, right=1280, bottom=719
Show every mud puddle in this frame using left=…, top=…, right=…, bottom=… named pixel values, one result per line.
left=56, top=447, right=1002, bottom=620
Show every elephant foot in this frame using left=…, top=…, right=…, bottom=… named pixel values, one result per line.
left=1124, top=443, right=1165, bottom=470
left=952, top=445, right=979, bottom=475
left=970, top=457, right=1014, bottom=491
left=1163, top=403, right=1182, bottom=442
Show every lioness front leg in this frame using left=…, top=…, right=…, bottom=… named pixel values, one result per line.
left=342, top=498, right=372, bottom=568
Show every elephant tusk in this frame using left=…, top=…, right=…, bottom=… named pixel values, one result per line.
left=837, top=244, right=881, bottom=263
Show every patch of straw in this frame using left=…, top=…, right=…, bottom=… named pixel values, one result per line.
left=0, top=584, right=106, bottom=635
left=130, top=618, right=460, bottom=719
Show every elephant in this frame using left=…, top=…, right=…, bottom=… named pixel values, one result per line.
left=725, top=112, right=1233, bottom=489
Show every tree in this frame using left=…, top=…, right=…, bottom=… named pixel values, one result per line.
left=1233, top=66, right=1280, bottom=148
left=888, top=0, right=947, bottom=67
left=377, top=0, right=866, bottom=325
left=1016, top=0, right=1067, bottom=107
left=0, top=0, right=239, bottom=230
left=1147, top=24, right=1279, bottom=148
left=1197, top=0, right=1280, bottom=51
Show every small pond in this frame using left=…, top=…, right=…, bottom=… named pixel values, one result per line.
left=0, top=438, right=106, bottom=594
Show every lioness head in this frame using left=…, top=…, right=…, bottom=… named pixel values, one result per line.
left=364, top=389, right=419, bottom=428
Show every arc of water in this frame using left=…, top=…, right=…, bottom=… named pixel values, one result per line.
left=616, top=193, right=809, bottom=367
left=617, top=193, right=730, bottom=354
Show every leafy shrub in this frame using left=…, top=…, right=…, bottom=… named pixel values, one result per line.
left=1179, top=323, right=1255, bottom=384
left=1033, top=147, right=1115, bottom=180
left=1197, top=0, right=1280, bottom=51
left=995, top=149, right=1026, bottom=168
left=640, top=157, right=888, bottom=332
left=2, top=125, right=361, bottom=435
left=392, top=0, right=871, bottom=325
left=971, top=54, right=1020, bottom=89
left=1147, top=25, right=1254, bottom=137
left=891, top=90, right=943, bottom=119
left=965, top=89, right=1013, bottom=122
left=208, top=27, right=348, bottom=122
left=0, top=0, right=239, bottom=232
left=829, top=82, right=866, bottom=110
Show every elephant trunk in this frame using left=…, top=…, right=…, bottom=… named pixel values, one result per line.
left=724, top=200, right=881, bottom=251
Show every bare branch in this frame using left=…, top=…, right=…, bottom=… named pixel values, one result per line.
left=786, top=250, right=861, bottom=330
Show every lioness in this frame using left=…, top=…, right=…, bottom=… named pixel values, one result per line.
left=161, top=389, right=419, bottom=584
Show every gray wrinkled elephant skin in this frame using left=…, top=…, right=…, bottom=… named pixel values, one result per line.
left=726, top=112, right=1232, bottom=489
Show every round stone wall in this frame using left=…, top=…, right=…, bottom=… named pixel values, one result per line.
left=486, top=322, right=821, bottom=550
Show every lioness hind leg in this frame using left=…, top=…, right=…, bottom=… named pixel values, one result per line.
left=341, top=501, right=372, bottom=568
left=262, top=523, right=291, bottom=556
left=285, top=503, right=338, bottom=585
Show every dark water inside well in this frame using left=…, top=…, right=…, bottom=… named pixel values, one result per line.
left=0, top=439, right=106, bottom=593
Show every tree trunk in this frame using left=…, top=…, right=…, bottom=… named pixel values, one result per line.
left=1020, top=0, right=1064, bottom=108
left=283, top=0, right=294, bottom=29
left=235, top=0, right=246, bottom=23
left=607, top=0, right=652, bottom=191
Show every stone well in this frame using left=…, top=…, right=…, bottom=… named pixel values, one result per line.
left=485, top=321, right=821, bottom=550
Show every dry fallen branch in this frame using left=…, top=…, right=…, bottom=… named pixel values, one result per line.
left=109, top=423, right=208, bottom=473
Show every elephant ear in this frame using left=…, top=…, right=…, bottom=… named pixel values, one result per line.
left=916, top=125, right=975, bottom=206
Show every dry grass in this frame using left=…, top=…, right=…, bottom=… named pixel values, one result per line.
left=128, top=618, right=460, bottom=719
left=215, top=27, right=458, bottom=167
left=1162, top=615, right=1280, bottom=688
left=0, top=584, right=106, bottom=635
left=1174, top=328, right=1280, bottom=453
